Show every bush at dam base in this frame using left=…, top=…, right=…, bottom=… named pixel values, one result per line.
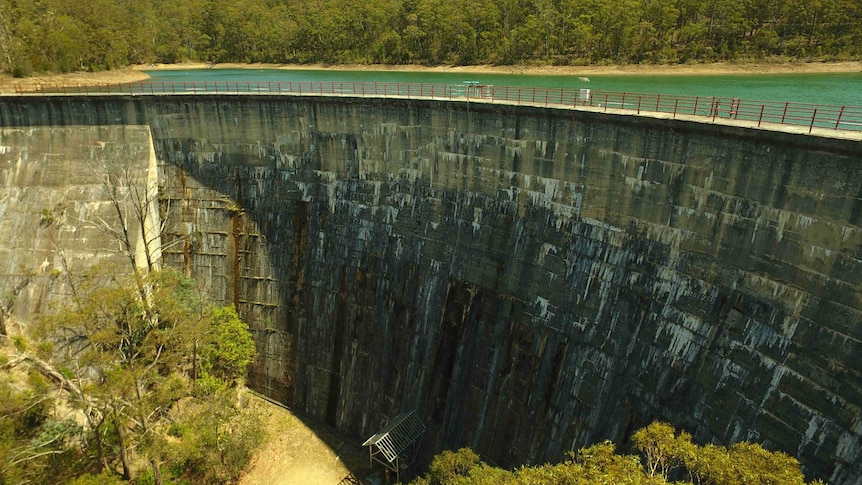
left=414, top=422, right=821, bottom=484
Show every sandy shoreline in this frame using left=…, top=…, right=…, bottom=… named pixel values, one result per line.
left=1, top=61, right=859, bottom=92
left=140, top=60, right=862, bottom=76
left=0, top=69, right=152, bottom=92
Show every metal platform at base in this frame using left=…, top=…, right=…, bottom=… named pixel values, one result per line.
left=362, top=411, right=426, bottom=483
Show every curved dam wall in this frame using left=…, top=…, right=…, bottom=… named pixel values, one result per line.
left=1, top=96, right=861, bottom=482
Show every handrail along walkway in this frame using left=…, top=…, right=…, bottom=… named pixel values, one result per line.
left=9, top=81, right=862, bottom=134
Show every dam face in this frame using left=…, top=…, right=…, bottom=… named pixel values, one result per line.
left=1, top=96, right=861, bottom=483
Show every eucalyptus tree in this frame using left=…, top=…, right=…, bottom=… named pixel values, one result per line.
left=32, top=142, right=258, bottom=484
left=411, top=421, right=822, bottom=484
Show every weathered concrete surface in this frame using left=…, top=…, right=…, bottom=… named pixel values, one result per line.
left=0, top=95, right=861, bottom=483
left=0, top=124, right=154, bottom=331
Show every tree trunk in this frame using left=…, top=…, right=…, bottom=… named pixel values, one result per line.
left=112, top=404, right=132, bottom=481
left=150, top=459, right=163, bottom=485
left=192, top=341, right=198, bottom=380
left=91, top=414, right=109, bottom=473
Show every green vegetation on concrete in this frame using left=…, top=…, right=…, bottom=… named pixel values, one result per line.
left=411, top=422, right=825, bottom=485
left=203, top=305, right=258, bottom=384
left=0, top=0, right=860, bottom=75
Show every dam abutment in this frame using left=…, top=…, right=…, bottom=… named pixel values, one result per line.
left=0, top=95, right=860, bottom=483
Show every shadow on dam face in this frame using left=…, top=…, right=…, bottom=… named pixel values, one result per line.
left=1, top=95, right=862, bottom=483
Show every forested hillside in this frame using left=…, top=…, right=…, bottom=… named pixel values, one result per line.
left=0, top=0, right=860, bottom=75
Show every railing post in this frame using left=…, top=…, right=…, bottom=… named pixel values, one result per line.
left=655, top=94, right=661, bottom=112
left=758, top=105, right=765, bottom=127
left=781, top=102, right=789, bottom=124
left=809, top=109, right=818, bottom=133
left=604, top=93, right=608, bottom=112
left=637, top=96, right=642, bottom=114
left=835, top=106, right=845, bottom=130
left=673, top=99, right=679, bottom=119
left=621, top=92, right=627, bottom=110
left=693, top=96, right=699, bottom=116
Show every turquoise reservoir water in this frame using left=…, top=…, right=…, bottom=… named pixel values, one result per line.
left=146, top=68, right=862, bottom=107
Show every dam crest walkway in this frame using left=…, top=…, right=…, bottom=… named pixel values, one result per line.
left=5, top=80, right=862, bottom=141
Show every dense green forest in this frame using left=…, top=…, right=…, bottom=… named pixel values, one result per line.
left=0, top=0, right=860, bottom=75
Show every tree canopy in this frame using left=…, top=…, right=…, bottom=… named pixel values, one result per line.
left=411, top=421, right=825, bottom=485
left=0, top=269, right=263, bottom=485
left=0, top=0, right=860, bottom=75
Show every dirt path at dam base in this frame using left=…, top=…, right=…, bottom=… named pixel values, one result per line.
left=239, top=394, right=374, bottom=485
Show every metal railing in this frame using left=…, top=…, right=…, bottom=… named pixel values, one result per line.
left=11, top=81, right=862, bottom=133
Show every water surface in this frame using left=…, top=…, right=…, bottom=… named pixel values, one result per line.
left=146, top=68, right=862, bottom=106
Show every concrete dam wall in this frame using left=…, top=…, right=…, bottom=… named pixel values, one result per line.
left=1, top=95, right=860, bottom=483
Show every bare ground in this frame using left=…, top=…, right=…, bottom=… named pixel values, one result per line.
left=238, top=394, right=373, bottom=485
left=0, top=68, right=150, bottom=93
